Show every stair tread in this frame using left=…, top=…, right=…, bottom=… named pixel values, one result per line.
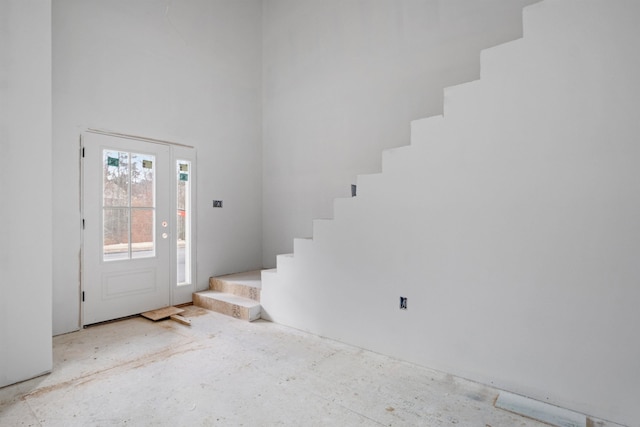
left=211, top=270, right=262, bottom=289
left=195, top=290, right=260, bottom=308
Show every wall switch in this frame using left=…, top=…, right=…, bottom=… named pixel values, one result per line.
left=400, top=297, right=407, bottom=310
left=213, top=200, right=223, bottom=208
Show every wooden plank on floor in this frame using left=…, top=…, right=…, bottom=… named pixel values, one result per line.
left=170, top=314, right=191, bottom=326
left=141, top=306, right=184, bottom=321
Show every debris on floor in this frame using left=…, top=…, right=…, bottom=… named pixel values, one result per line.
left=141, top=306, right=191, bottom=326
left=169, top=314, right=191, bottom=325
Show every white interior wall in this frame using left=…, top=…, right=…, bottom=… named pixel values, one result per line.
left=50, top=0, right=543, bottom=334
left=52, top=0, right=263, bottom=334
left=0, top=0, right=53, bottom=387
left=262, top=0, right=540, bottom=267
left=261, top=1, right=640, bottom=425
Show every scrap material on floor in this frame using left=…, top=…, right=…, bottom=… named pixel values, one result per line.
left=169, top=314, right=191, bottom=325
left=0, top=306, right=622, bottom=426
left=140, top=306, right=184, bottom=321
left=141, top=306, right=192, bottom=326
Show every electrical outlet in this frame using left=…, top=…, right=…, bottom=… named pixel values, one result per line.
left=400, top=297, right=407, bottom=310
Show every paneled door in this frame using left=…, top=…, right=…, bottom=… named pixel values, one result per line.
left=82, top=132, right=172, bottom=325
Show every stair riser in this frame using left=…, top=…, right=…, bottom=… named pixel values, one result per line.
left=193, top=294, right=261, bottom=322
left=209, top=278, right=261, bottom=302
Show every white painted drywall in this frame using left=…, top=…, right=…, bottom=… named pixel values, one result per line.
left=262, top=0, right=540, bottom=267
left=262, top=1, right=640, bottom=425
left=0, top=0, right=53, bottom=387
left=52, top=0, right=263, bottom=334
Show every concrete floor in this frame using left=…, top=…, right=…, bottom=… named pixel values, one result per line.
left=0, top=307, right=565, bottom=426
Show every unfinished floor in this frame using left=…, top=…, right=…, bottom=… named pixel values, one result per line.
left=0, top=307, right=596, bottom=426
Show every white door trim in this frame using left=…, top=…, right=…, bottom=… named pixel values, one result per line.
left=86, top=128, right=194, bottom=148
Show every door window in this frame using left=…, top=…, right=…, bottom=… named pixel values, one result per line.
left=103, top=150, right=156, bottom=261
left=177, top=160, right=191, bottom=285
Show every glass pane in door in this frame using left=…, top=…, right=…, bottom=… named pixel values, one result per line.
left=131, top=208, right=155, bottom=259
left=103, top=151, right=129, bottom=207
left=130, top=153, right=155, bottom=207
left=177, top=161, right=191, bottom=284
left=103, top=149, right=156, bottom=261
left=103, top=208, right=129, bottom=260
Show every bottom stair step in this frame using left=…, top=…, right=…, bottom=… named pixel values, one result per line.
left=193, top=290, right=261, bottom=322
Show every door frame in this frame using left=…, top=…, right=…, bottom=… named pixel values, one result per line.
left=80, top=129, right=197, bottom=326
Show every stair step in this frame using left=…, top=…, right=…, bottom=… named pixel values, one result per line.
left=480, top=38, right=525, bottom=81
left=443, top=79, right=481, bottom=118
left=312, top=219, right=333, bottom=242
left=356, top=173, right=384, bottom=197
left=294, top=237, right=313, bottom=255
left=277, top=253, right=294, bottom=263
left=261, top=268, right=277, bottom=277
left=411, top=115, right=444, bottom=146
left=382, top=146, right=413, bottom=174
left=272, top=253, right=294, bottom=276
left=209, top=270, right=262, bottom=302
left=193, top=290, right=261, bottom=322
left=333, top=197, right=356, bottom=221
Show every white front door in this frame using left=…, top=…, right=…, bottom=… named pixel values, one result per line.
left=82, top=132, right=172, bottom=325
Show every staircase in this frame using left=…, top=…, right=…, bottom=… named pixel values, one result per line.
left=193, top=270, right=262, bottom=321
left=259, top=1, right=640, bottom=426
